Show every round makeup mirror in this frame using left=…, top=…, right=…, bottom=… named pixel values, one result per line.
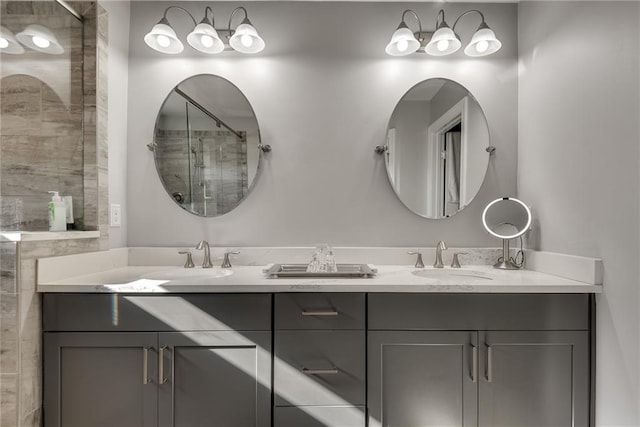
left=152, top=74, right=266, bottom=217
left=382, top=78, right=492, bottom=219
left=482, top=197, right=532, bottom=269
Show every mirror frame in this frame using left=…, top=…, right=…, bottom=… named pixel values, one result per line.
left=152, top=74, right=264, bottom=217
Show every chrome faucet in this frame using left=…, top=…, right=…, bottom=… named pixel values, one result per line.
left=221, top=251, right=240, bottom=268
left=195, top=240, right=213, bottom=268
left=434, top=241, right=448, bottom=268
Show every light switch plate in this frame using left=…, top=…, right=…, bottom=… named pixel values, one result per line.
left=110, top=204, right=121, bottom=227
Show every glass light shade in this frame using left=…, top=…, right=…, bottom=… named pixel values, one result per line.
left=0, top=26, right=25, bottom=54
left=464, top=27, right=501, bottom=57
left=229, top=21, right=265, bottom=53
left=187, top=22, right=224, bottom=54
left=15, top=24, right=63, bottom=54
left=425, top=26, right=460, bottom=56
left=144, top=22, right=183, bottom=54
left=385, top=26, right=420, bottom=56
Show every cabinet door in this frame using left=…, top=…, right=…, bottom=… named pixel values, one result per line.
left=43, top=332, right=158, bottom=427
left=368, top=331, right=478, bottom=427
left=158, top=331, right=271, bottom=427
left=479, top=331, right=589, bottom=427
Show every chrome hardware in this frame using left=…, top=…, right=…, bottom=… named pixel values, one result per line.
left=486, top=344, right=493, bottom=382
left=471, top=345, right=478, bottom=383
left=302, top=368, right=339, bottom=375
left=434, top=241, right=448, bottom=268
left=195, top=240, right=213, bottom=268
left=451, top=252, right=468, bottom=268
left=146, top=142, right=156, bottom=151
left=178, top=251, right=195, bottom=268
left=407, top=251, right=425, bottom=268
left=221, top=250, right=240, bottom=268
left=143, top=347, right=150, bottom=385
left=486, top=146, right=496, bottom=154
left=159, top=346, right=168, bottom=384
left=258, top=144, right=272, bottom=152
left=301, top=310, right=339, bottom=316
left=374, top=145, right=388, bottom=154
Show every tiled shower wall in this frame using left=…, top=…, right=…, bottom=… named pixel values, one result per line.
left=0, top=2, right=109, bottom=426
left=0, top=2, right=84, bottom=231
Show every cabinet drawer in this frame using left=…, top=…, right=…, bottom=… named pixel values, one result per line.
left=369, top=294, right=589, bottom=330
left=274, top=406, right=365, bottom=427
left=275, top=330, right=365, bottom=406
left=43, top=294, right=272, bottom=332
left=275, top=293, right=364, bottom=330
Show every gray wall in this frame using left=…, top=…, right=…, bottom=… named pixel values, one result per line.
left=103, top=0, right=130, bottom=248
left=518, top=2, right=640, bottom=425
left=126, top=1, right=518, bottom=247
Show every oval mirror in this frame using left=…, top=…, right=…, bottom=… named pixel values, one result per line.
left=384, top=78, right=491, bottom=219
left=153, top=74, right=262, bottom=217
left=482, top=197, right=532, bottom=270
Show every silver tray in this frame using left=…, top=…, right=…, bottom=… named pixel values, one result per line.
left=264, top=264, right=376, bottom=278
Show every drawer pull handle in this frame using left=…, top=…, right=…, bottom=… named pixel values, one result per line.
left=301, top=310, right=339, bottom=316
left=142, top=347, right=150, bottom=385
left=302, top=368, right=340, bottom=375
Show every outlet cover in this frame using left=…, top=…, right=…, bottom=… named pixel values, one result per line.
left=110, top=204, right=121, bottom=227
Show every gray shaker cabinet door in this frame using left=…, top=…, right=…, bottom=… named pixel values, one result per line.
left=478, top=331, right=589, bottom=427
left=43, top=332, right=158, bottom=427
left=157, top=331, right=272, bottom=427
left=368, top=331, right=479, bottom=427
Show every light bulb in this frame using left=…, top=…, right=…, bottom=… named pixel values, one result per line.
left=396, top=39, right=409, bottom=53
left=437, top=39, right=449, bottom=52
left=200, top=35, right=213, bottom=48
left=0, top=38, right=8, bottom=49
left=32, top=35, right=50, bottom=48
left=157, top=35, right=170, bottom=48
left=241, top=34, right=253, bottom=48
left=475, top=40, right=489, bottom=53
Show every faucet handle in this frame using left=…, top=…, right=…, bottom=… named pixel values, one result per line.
left=178, top=251, right=195, bottom=268
left=221, top=250, right=240, bottom=269
left=407, top=251, right=425, bottom=268
left=451, top=252, right=468, bottom=268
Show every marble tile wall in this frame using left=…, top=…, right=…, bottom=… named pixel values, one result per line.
left=0, top=3, right=84, bottom=232
left=0, top=2, right=109, bottom=426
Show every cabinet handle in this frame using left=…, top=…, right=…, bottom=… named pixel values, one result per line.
left=301, top=368, right=339, bottom=375
left=301, top=310, right=339, bottom=316
left=142, top=347, right=150, bottom=385
left=486, top=344, right=493, bottom=383
left=159, top=346, right=168, bottom=384
left=471, top=345, right=478, bottom=383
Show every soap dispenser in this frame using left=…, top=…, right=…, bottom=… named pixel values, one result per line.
left=48, top=191, right=66, bottom=232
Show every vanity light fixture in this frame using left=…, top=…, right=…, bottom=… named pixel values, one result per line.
left=0, top=26, right=25, bottom=54
left=385, top=9, right=501, bottom=57
left=15, top=24, right=64, bottom=54
left=144, top=5, right=265, bottom=55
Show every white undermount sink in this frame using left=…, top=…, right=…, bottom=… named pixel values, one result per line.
left=141, top=268, right=233, bottom=281
left=412, top=269, right=493, bottom=281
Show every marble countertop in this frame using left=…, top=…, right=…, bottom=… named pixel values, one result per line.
left=37, top=261, right=603, bottom=294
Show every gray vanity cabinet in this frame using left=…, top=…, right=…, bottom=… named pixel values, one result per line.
left=273, top=293, right=366, bottom=427
left=368, top=294, right=591, bottom=427
left=43, top=294, right=272, bottom=427
left=157, top=331, right=271, bottom=427
left=478, top=331, right=589, bottom=427
left=368, top=330, right=479, bottom=427
left=43, top=332, right=158, bottom=427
